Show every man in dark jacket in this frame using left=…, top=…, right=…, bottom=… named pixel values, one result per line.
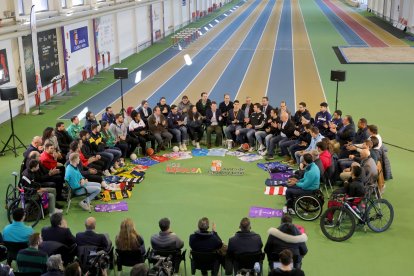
left=227, top=217, right=262, bottom=257
left=148, top=106, right=173, bottom=151
left=266, top=112, right=295, bottom=160
left=224, top=100, right=245, bottom=148
left=157, top=97, right=171, bottom=117
left=195, top=92, right=211, bottom=117
left=332, top=115, right=355, bottom=147
left=41, top=213, right=76, bottom=248
left=205, top=101, right=223, bottom=148
left=189, top=217, right=223, bottom=276
left=219, top=94, right=234, bottom=122
left=55, top=122, right=73, bottom=155
left=138, top=100, right=153, bottom=124
left=264, top=215, right=308, bottom=269
left=102, top=106, right=115, bottom=124
left=76, top=217, right=111, bottom=251
left=237, top=103, right=266, bottom=151
left=84, top=111, right=98, bottom=133
left=292, top=102, right=311, bottom=126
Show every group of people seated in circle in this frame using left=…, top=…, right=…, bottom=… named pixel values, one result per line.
left=1, top=208, right=306, bottom=276
left=17, top=92, right=390, bottom=214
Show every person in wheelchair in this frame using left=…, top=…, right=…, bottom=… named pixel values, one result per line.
left=285, top=153, right=320, bottom=215
left=325, top=166, right=365, bottom=225
left=21, top=159, right=64, bottom=215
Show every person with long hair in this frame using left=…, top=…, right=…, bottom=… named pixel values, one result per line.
left=115, top=218, right=146, bottom=255
left=43, top=127, right=64, bottom=162
left=184, top=105, right=204, bottom=149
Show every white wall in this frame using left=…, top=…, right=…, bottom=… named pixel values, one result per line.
left=152, top=2, right=164, bottom=42
left=116, top=9, right=136, bottom=60
left=95, top=14, right=117, bottom=71
left=164, top=0, right=174, bottom=36
left=63, top=20, right=94, bottom=87
left=135, top=5, right=151, bottom=50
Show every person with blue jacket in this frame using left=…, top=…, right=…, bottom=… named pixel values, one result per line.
left=65, top=153, right=102, bottom=211
left=285, top=153, right=320, bottom=214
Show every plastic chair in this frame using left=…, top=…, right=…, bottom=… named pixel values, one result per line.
left=115, top=248, right=146, bottom=272
left=3, top=241, right=28, bottom=265
left=148, top=248, right=187, bottom=275
left=64, top=182, right=91, bottom=214
left=233, top=251, right=265, bottom=275
left=190, top=250, right=222, bottom=276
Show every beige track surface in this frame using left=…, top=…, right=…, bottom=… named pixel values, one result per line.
left=340, top=46, right=414, bottom=63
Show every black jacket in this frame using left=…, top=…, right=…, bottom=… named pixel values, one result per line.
left=249, top=112, right=266, bottom=130
left=241, top=103, right=254, bottom=117
left=227, top=231, right=263, bottom=257
left=219, top=101, right=234, bottom=118
left=205, top=109, right=223, bottom=127
left=226, top=109, right=245, bottom=126
left=293, top=110, right=311, bottom=126
left=189, top=231, right=223, bottom=252
left=138, top=107, right=152, bottom=123
left=41, top=226, right=76, bottom=248
left=335, top=124, right=356, bottom=146
left=264, top=226, right=308, bottom=265
left=280, top=120, right=296, bottom=139
left=55, top=130, right=73, bottom=155
left=196, top=99, right=212, bottom=117
left=76, top=230, right=109, bottom=251
left=157, top=103, right=171, bottom=117
left=262, top=104, right=273, bottom=117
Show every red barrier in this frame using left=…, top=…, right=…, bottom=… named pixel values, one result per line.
left=61, top=77, right=66, bottom=91
left=192, top=12, right=196, bottom=18
left=45, top=87, right=51, bottom=102
left=107, top=52, right=110, bottom=65
left=52, top=81, right=57, bottom=95
left=89, top=67, right=95, bottom=78
left=82, top=69, right=87, bottom=81
left=35, top=90, right=41, bottom=106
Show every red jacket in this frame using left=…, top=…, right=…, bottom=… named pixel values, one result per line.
left=319, top=150, right=332, bottom=171
left=40, top=151, right=57, bottom=170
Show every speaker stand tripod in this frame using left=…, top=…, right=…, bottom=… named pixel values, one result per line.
left=0, top=99, right=27, bottom=157
left=334, top=80, right=340, bottom=112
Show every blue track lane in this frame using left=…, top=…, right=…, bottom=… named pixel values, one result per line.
left=315, top=0, right=366, bottom=46
left=145, top=0, right=261, bottom=107
left=59, top=5, right=243, bottom=119
left=267, top=0, right=294, bottom=113
left=208, top=0, right=276, bottom=102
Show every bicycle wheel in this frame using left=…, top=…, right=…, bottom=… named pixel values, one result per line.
left=320, top=206, right=356, bottom=242
left=366, top=199, right=394, bottom=233
left=5, top=184, right=17, bottom=209
left=7, top=198, right=42, bottom=228
left=294, top=195, right=322, bottom=221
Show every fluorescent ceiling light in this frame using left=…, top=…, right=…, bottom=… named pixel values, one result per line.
left=184, top=54, right=192, bottom=66
left=135, top=70, right=142, bottom=84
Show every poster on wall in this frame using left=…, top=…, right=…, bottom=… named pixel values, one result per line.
left=22, top=35, right=36, bottom=93
left=152, top=3, right=163, bottom=42
left=182, top=0, right=186, bottom=5
left=94, top=16, right=115, bottom=71
left=0, top=49, right=10, bottom=86
left=37, top=29, right=60, bottom=86
left=70, top=26, right=89, bottom=53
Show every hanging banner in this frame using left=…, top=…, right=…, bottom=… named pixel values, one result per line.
left=94, top=15, right=115, bottom=71
left=0, top=49, right=10, bottom=85
left=22, top=35, right=36, bottom=93
left=70, top=26, right=89, bottom=53
left=37, top=29, right=60, bottom=86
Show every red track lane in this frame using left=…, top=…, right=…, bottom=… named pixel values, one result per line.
left=324, top=0, right=387, bottom=47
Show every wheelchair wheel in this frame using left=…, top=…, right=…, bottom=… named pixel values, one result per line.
left=7, top=198, right=42, bottom=228
left=320, top=206, right=356, bottom=242
left=294, top=195, right=322, bottom=221
left=5, top=184, right=17, bottom=209
left=366, top=199, right=394, bottom=233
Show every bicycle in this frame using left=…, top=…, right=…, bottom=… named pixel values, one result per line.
left=319, top=185, right=394, bottom=242
left=5, top=172, right=43, bottom=228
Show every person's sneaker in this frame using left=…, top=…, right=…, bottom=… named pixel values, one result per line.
left=288, top=208, right=296, bottom=215
left=265, top=155, right=275, bottom=161
left=227, top=139, right=233, bottom=150
left=282, top=206, right=288, bottom=214
left=79, top=201, right=90, bottom=211
left=258, top=144, right=265, bottom=151
left=179, top=144, right=185, bottom=151
left=182, top=143, right=187, bottom=151
left=110, top=166, right=117, bottom=174
left=196, top=142, right=201, bottom=149
left=103, top=170, right=111, bottom=177
left=260, top=150, right=268, bottom=156
left=192, top=140, right=197, bottom=146
left=248, top=147, right=254, bottom=152
left=284, top=156, right=292, bottom=162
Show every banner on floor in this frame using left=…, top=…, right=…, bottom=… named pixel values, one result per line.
left=70, top=26, right=89, bottom=53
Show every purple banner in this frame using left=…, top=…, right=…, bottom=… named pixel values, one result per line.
left=70, top=26, right=89, bottom=53
left=249, top=207, right=284, bottom=218
left=94, top=201, right=128, bottom=212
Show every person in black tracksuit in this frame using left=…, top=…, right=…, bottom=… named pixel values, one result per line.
left=237, top=103, right=266, bottom=149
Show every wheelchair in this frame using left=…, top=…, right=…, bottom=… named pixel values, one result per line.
left=293, top=189, right=325, bottom=221
left=5, top=172, right=44, bottom=227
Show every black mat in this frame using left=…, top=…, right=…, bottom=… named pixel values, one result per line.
left=366, top=14, right=414, bottom=40
left=332, top=46, right=414, bottom=64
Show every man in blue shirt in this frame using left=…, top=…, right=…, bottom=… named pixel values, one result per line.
left=2, top=208, right=33, bottom=243
left=284, top=154, right=320, bottom=214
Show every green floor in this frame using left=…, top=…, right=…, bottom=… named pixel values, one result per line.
left=0, top=0, right=413, bottom=275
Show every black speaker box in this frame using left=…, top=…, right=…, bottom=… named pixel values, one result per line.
left=330, top=70, right=346, bottom=82
left=0, top=87, right=18, bottom=101
left=114, top=68, right=128, bottom=79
